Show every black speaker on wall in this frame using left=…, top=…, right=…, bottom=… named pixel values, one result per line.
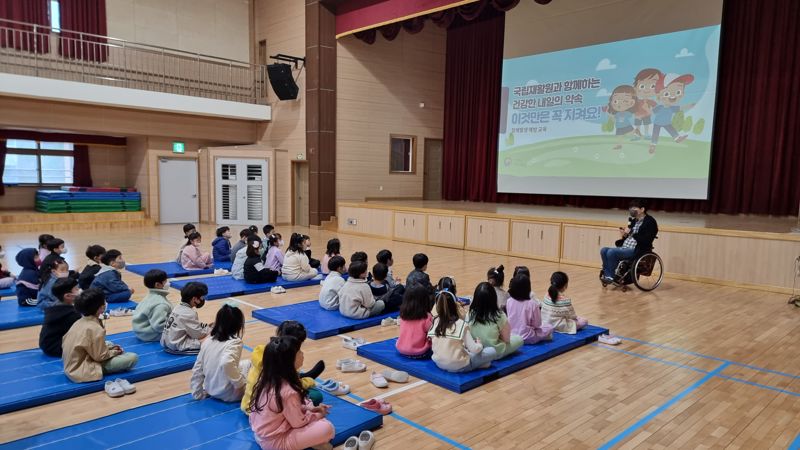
left=267, top=63, right=299, bottom=100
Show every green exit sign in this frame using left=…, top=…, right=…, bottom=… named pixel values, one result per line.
left=172, top=141, right=185, bottom=153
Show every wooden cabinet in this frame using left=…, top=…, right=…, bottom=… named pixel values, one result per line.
left=465, top=217, right=509, bottom=253
left=393, top=212, right=426, bottom=242
left=427, top=214, right=465, bottom=248
left=510, top=221, right=561, bottom=261
left=560, top=224, right=620, bottom=266
left=337, top=206, right=393, bottom=237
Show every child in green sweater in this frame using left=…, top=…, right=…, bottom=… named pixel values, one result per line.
left=132, top=269, right=173, bottom=342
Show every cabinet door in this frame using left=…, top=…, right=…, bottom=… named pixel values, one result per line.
left=561, top=225, right=620, bottom=265
left=427, top=214, right=465, bottom=248
left=337, top=206, right=392, bottom=237
left=465, top=217, right=509, bottom=253
left=394, top=212, right=426, bottom=242
left=510, top=221, right=560, bottom=260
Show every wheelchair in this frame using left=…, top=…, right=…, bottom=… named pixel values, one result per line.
left=600, top=250, right=664, bottom=292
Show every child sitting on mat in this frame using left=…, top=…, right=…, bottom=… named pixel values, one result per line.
left=302, top=235, right=320, bottom=269
left=37, top=234, right=54, bottom=262
left=132, top=269, right=173, bottom=342
left=37, top=256, right=69, bottom=310
left=241, top=320, right=325, bottom=414
left=91, top=249, right=134, bottom=303
left=191, top=303, right=251, bottom=402
left=541, top=271, right=588, bottom=334
left=377, top=249, right=401, bottom=287
left=248, top=335, right=334, bottom=450
left=370, top=263, right=404, bottom=313
left=230, top=228, right=251, bottom=261
left=396, top=284, right=434, bottom=358
left=161, top=281, right=210, bottom=354
left=62, top=288, right=139, bottom=383
left=212, top=226, right=233, bottom=262
left=321, top=239, right=341, bottom=275
left=406, top=253, right=434, bottom=296
left=468, top=282, right=523, bottom=360
left=79, top=245, right=106, bottom=290
left=181, top=232, right=213, bottom=270
left=428, top=290, right=497, bottom=373
left=176, top=223, right=197, bottom=263
left=350, top=251, right=372, bottom=282
left=487, top=265, right=510, bottom=312
left=319, top=256, right=346, bottom=311
left=506, top=274, right=553, bottom=344
left=264, top=234, right=285, bottom=274
left=282, top=233, right=319, bottom=282
left=513, top=266, right=537, bottom=300
left=15, top=248, right=41, bottom=307
left=244, top=236, right=279, bottom=284
left=339, top=260, right=385, bottom=319
left=39, top=277, right=82, bottom=357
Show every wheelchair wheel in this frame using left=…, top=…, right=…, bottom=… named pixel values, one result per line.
left=632, top=253, right=663, bottom=291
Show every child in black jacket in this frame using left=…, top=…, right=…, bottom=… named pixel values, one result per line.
left=39, top=277, right=82, bottom=357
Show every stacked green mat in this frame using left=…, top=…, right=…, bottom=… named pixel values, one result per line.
left=35, top=190, right=141, bottom=213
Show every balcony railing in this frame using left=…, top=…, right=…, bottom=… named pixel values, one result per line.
left=0, top=18, right=268, bottom=104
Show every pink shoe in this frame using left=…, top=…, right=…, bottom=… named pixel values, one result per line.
left=360, top=398, right=392, bottom=415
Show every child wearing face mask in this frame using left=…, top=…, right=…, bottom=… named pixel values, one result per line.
left=161, top=282, right=211, bottom=355
left=132, top=269, right=173, bottom=342
left=244, top=236, right=279, bottom=284
left=62, top=288, right=139, bottom=383
left=37, top=256, right=70, bottom=310
left=190, top=303, right=251, bottom=402
left=264, top=234, right=284, bottom=274
left=39, top=277, right=82, bottom=357
left=181, top=232, right=213, bottom=270
left=90, top=249, right=134, bottom=303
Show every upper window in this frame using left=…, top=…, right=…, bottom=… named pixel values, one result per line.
left=390, top=135, right=416, bottom=173
left=3, top=139, right=74, bottom=185
left=49, top=0, right=61, bottom=33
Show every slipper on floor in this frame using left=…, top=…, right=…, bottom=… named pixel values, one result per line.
left=335, top=358, right=355, bottom=370
left=114, top=378, right=136, bottom=394
left=358, top=430, right=375, bottom=450
left=370, top=371, right=388, bottom=388
left=104, top=380, right=124, bottom=398
left=380, top=317, right=397, bottom=327
left=598, top=334, right=621, bottom=345
left=342, top=336, right=367, bottom=351
left=317, top=379, right=350, bottom=395
left=343, top=437, right=358, bottom=450
left=340, top=360, right=366, bottom=373
left=360, top=398, right=392, bottom=415
left=381, top=369, right=409, bottom=383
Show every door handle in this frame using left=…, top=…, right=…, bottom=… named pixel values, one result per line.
left=191, top=194, right=197, bottom=198
left=404, top=218, right=406, bottom=226
left=480, top=225, right=483, bottom=233
left=449, top=222, right=452, bottom=230
left=540, top=230, right=544, bottom=240
left=597, top=236, right=600, bottom=245
left=527, top=229, right=530, bottom=239
left=439, top=221, right=441, bottom=230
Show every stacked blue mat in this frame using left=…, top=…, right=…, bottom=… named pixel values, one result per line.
left=0, top=300, right=137, bottom=330
left=0, top=286, right=15, bottom=298
left=357, top=325, right=609, bottom=393
left=126, top=260, right=233, bottom=278
left=4, top=392, right=382, bottom=449
left=170, top=275, right=323, bottom=300
left=35, top=190, right=142, bottom=213
left=252, top=300, right=401, bottom=339
left=0, top=331, right=196, bottom=414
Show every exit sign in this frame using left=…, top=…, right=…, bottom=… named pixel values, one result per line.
left=172, top=141, right=185, bottom=153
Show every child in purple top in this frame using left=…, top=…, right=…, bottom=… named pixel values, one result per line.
left=263, top=234, right=284, bottom=273
left=505, top=274, right=553, bottom=344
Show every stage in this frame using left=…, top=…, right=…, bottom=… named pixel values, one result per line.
left=336, top=200, right=800, bottom=293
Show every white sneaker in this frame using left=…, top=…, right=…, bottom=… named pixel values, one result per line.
left=358, top=430, right=375, bottom=450
left=109, top=308, right=133, bottom=317
left=342, top=336, right=367, bottom=350
left=114, top=378, right=136, bottom=394
left=343, top=437, right=358, bottom=450
left=270, top=286, right=286, bottom=294
left=598, top=334, right=621, bottom=345
left=336, top=358, right=355, bottom=370
left=104, top=380, right=125, bottom=398
left=213, top=268, right=229, bottom=275
left=340, top=360, right=367, bottom=373
left=381, top=317, right=397, bottom=327
left=370, top=371, right=388, bottom=388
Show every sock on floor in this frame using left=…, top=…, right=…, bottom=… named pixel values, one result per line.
left=301, top=360, right=325, bottom=380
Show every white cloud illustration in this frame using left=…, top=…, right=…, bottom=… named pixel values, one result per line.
left=675, top=48, right=694, bottom=58
left=595, top=58, right=617, bottom=71
left=596, top=88, right=611, bottom=97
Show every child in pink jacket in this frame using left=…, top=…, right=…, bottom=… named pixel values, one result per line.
left=181, top=232, right=213, bottom=270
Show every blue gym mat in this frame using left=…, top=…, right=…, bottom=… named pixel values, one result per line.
left=36, top=190, right=141, bottom=200
left=356, top=325, right=609, bottom=393
left=0, top=299, right=137, bottom=330
left=126, top=260, right=233, bottom=278
left=0, top=331, right=195, bottom=414
left=252, top=300, right=400, bottom=339
left=3, top=391, right=382, bottom=449
left=170, top=274, right=323, bottom=300
left=0, top=287, right=15, bottom=298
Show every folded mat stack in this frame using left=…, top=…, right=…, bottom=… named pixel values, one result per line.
left=61, top=186, right=137, bottom=192
left=35, top=190, right=141, bottom=213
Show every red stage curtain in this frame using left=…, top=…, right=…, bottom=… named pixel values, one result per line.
left=0, top=0, right=50, bottom=53
left=0, top=140, right=7, bottom=196
left=441, top=0, right=800, bottom=216
left=58, top=0, right=107, bottom=62
left=72, top=144, right=93, bottom=187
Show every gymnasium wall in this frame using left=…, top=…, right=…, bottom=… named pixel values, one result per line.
left=106, top=0, right=251, bottom=62
left=336, top=25, right=446, bottom=201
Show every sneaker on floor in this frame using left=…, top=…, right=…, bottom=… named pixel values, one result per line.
left=270, top=286, right=286, bottom=294
left=104, top=380, right=125, bottom=398
left=360, top=398, right=392, bottom=415
left=370, top=371, right=388, bottom=388
left=381, top=369, right=409, bottom=383
left=358, top=430, right=375, bottom=450
left=109, top=308, right=133, bottom=317
left=340, top=360, right=367, bottom=373
left=598, top=334, right=621, bottom=345
left=343, top=437, right=359, bottom=450
left=342, top=336, right=367, bottom=350
left=114, top=378, right=136, bottom=394
left=380, top=317, right=397, bottom=327
left=335, top=358, right=355, bottom=370
left=317, top=379, right=350, bottom=395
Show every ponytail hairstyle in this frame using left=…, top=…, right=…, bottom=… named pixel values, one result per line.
left=325, top=238, right=341, bottom=257
left=487, top=265, right=505, bottom=287
left=186, top=231, right=202, bottom=246
left=246, top=235, right=263, bottom=257
left=287, top=233, right=305, bottom=253
left=39, top=255, right=67, bottom=284
left=210, top=303, right=245, bottom=341
left=436, top=276, right=457, bottom=297
left=267, top=234, right=280, bottom=248
left=248, top=335, right=305, bottom=414
left=548, top=271, right=569, bottom=301
left=433, top=290, right=460, bottom=337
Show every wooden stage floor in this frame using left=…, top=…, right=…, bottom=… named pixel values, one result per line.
left=1, top=223, right=799, bottom=449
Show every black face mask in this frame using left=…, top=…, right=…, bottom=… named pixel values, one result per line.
left=629, top=209, right=638, bottom=217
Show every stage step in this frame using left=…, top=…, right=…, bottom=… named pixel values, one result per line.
left=0, top=210, right=153, bottom=232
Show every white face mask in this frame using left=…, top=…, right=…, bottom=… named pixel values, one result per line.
left=279, top=240, right=284, bottom=247
left=55, top=271, right=69, bottom=278
left=61, top=248, right=68, bottom=255
left=162, top=280, right=171, bottom=290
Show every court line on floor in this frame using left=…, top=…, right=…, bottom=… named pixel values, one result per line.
left=597, top=362, right=729, bottom=450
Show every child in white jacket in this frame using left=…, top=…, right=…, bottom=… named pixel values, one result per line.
left=190, top=303, right=252, bottom=402
left=318, top=256, right=346, bottom=310
left=338, top=261, right=385, bottom=319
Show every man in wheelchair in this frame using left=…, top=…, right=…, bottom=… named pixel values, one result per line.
left=600, top=199, right=658, bottom=284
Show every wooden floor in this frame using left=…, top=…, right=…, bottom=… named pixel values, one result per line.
left=1, top=223, right=799, bottom=449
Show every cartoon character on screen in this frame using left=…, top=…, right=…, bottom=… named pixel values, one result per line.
left=649, top=73, right=695, bottom=154
left=607, top=85, right=637, bottom=150
left=632, top=68, right=661, bottom=140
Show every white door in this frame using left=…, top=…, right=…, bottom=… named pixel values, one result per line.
left=215, top=158, right=269, bottom=225
left=158, top=158, right=199, bottom=224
